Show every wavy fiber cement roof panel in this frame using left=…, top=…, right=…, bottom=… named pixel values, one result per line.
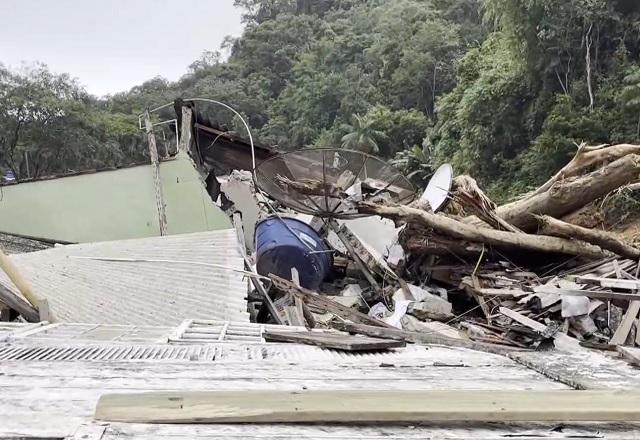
left=0, top=230, right=249, bottom=325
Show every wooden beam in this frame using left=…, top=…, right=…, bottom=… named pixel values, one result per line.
left=263, top=330, right=405, bottom=351
left=143, top=110, right=168, bottom=236
left=574, top=276, right=640, bottom=291
left=95, top=390, right=640, bottom=423
left=0, top=283, right=39, bottom=322
left=332, top=322, right=517, bottom=355
left=0, top=248, right=46, bottom=322
left=270, top=275, right=393, bottom=328
left=332, top=221, right=383, bottom=292
left=358, top=203, right=608, bottom=259
left=538, top=215, right=640, bottom=259
left=178, top=106, right=193, bottom=153
left=534, top=287, right=640, bottom=302
left=499, top=307, right=584, bottom=352
left=609, top=301, right=640, bottom=346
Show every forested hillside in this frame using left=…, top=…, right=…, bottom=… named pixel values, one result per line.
left=2, top=0, right=640, bottom=200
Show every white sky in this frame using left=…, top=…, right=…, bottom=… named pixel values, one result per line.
left=0, top=0, right=243, bottom=97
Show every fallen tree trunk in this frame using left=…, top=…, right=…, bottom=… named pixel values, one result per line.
left=359, top=203, right=608, bottom=259
left=494, top=154, right=640, bottom=231
left=530, top=144, right=640, bottom=197
left=399, top=223, right=483, bottom=257
left=537, top=215, right=640, bottom=259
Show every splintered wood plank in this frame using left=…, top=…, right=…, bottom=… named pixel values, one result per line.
left=610, top=301, right=640, bottom=346
left=270, top=275, right=394, bottom=328
left=575, top=276, right=640, bottom=291
left=95, top=390, right=640, bottom=424
left=263, top=330, right=405, bottom=351
left=618, top=346, right=640, bottom=367
left=499, top=307, right=584, bottom=352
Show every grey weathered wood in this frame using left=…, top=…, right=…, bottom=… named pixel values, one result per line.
left=0, top=303, right=10, bottom=321
left=178, top=106, right=193, bottom=153
left=234, top=216, right=284, bottom=325
left=333, top=223, right=383, bottom=292
left=575, top=276, right=640, bottom=291
left=499, top=307, right=585, bottom=352
left=263, top=330, right=405, bottom=351
left=618, top=346, right=640, bottom=367
left=143, top=110, right=168, bottom=236
left=0, top=283, right=39, bottom=322
left=534, top=286, right=640, bottom=301
left=270, top=275, right=393, bottom=329
left=332, top=322, right=518, bottom=355
left=37, top=299, right=50, bottom=322
left=474, top=288, right=529, bottom=298
left=94, top=390, right=640, bottom=423
left=538, top=215, right=640, bottom=259
left=610, top=301, right=640, bottom=346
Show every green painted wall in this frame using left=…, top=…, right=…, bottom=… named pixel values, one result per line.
left=0, top=152, right=231, bottom=243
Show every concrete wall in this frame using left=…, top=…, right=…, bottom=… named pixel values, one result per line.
left=0, top=152, right=231, bottom=243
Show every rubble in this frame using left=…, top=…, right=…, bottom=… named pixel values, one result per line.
left=232, top=142, right=640, bottom=361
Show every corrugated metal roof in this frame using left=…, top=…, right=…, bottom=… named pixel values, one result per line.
left=1, top=321, right=638, bottom=438
left=0, top=230, right=249, bottom=325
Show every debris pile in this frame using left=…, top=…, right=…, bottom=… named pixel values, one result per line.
left=224, top=143, right=640, bottom=355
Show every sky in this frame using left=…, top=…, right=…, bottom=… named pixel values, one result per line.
left=0, top=0, right=244, bottom=97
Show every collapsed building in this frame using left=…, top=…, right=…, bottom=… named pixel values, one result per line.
left=1, top=99, right=640, bottom=437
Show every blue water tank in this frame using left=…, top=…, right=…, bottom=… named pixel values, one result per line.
left=255, top=216, right=332, bottom=290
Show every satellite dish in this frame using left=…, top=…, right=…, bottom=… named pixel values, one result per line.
left=254, top=148, right=415, bottom=219
left=419, top=163, right=453, bottom=212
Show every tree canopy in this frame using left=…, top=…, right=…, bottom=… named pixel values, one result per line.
left=3, top=0, right=640, bottom=200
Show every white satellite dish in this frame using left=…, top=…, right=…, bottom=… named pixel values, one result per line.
left=419, top=163, right=453, bottom=212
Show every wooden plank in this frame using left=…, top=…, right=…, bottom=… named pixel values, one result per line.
left=0, top=303, right=10, bottom=322
left=575, top=276, right=640, bottom=291
left=283, top=306, right=305, bottom=327
left=332, top=221, right=384, bottom=292
left=95, top=390, right=640, bottom=423
left=37, top=299, right=50, bottom=322
left=0, top=249, right=45, bottom=322
left=332, top=321, right=518, bottom=355
left=178, top=106, right=193, bottom=153
left=499, top=307, right=584, bottom=352
left=263, top=330, right=405, bottom=351
left=474, top=288, right=529, bottom=298
left=143, top=110, right=168, bottom=236
left=270, top=275, right=394, bottom=329
left=618, top=346, right=640, bottom=366
left=0, top=289, right=33, bottom=321
left=609, top=301, right=640, bottom=346
left=535, top=287, right=640, bottom=302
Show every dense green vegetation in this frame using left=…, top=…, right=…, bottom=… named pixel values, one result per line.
left=2, top=0, right=640, bottom=200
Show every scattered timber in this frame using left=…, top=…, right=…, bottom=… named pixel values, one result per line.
left=332, top=321, right=520, bottom=355
left=263, top=330, right=405, bottom=351
left=270, top=275, right=394, bottom=329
